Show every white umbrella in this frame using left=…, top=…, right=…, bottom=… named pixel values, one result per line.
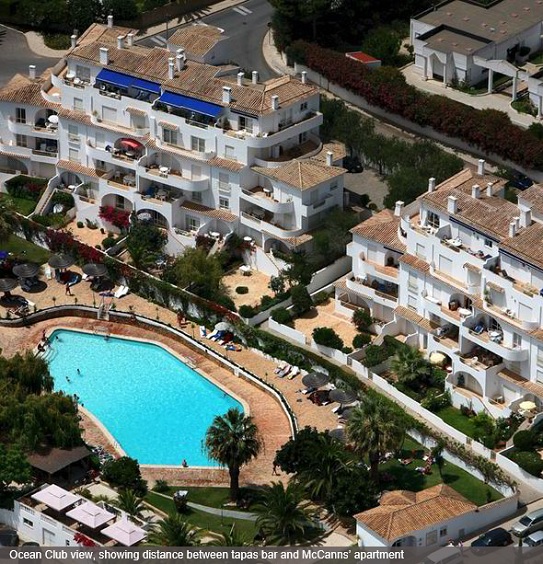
left=31, top=484, right=80, bottom=511
left=101, top=514, right=147, bottom=546
left=48, top=114, right=59, bottom=124
left=66, top=501, right=115, bottom=529
left=137, top=212, right=152, bottom=221
left=520, top=401, right=537, bottom=411
left=429, top=352, right=446, bottom=365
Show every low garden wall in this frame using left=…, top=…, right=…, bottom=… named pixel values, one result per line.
left=497, top=448, right=543, bottom=493
left=268, top=318, right=306, bottom=346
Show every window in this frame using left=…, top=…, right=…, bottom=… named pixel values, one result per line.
left=163, top=128, right=177, bottom=145
left=95, top=132, right=105, bottom=148
left=23, top=518, right=33, bottom=527
left=537, top=348, right=543, bottom=368
left=15, top=107, right=26, bottom=123
left=425, top=530, right=437, bottom=546
left=330, top=181, right=338, bottom=191
left=75, top=65, right=90, bottom=82
left=115, top=195, right=125, bottom=210
left=408, top=274, right=418, bottom=292
left=73, top=97, right=84, bottom=111
left=407, top=295, right=418, bottom=311
left=219, top=197, right=230, bottom=210
left=15, top=134, right=27, bottom=148
left=224, top=145, right=236, bottom=159
left=186, top=216, right=200, bottom=231
left=416, top=243, right=426, bottom=259
left=513, top=332, right=522, bottom=349
left=102, top=106, right=117, bottom=123
left=299, top=131, right=307, bottom=143
left=191, top=136, right=205, bottom=152
left=484, top=238, right=493, bottom=248
left=439, top=527, right=448, bottom=538
left=68, top=148, right=79, bottom=162
left=300, top=101, right=308, bottom=111
left=218, top=172, right=230, bottom=193
left=191, top=191, right=202, bottom=203
left=426, top=211, right=440, bottom=229
left=489, top=318, right=501, bottom=332
left=238, top=115, right=253, bottom=134
left=68, top=124, right=79, bottom=141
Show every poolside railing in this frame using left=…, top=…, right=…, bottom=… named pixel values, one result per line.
left=0, top=305, right=299, bottom=438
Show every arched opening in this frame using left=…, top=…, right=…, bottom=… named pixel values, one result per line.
left=451, top=371, right=483, bottom=396
left=101, top=194, right=133, bottom=213
left=447, top=293, right=473, bottom=313
left=136, top=208, right=168, bottom=229
left=264, top=237, right=290, bottom=254
left=59, top=171, right=83, bottom=188
left=392, top=536, right=417, bottom=547
left=34, top=109, right=59, bottom=131
left=111, top=138, right=145, bottom=161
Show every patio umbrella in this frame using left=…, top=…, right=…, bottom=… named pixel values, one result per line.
left=82, top=263, right=108, bottom=278
left=329, top=388, right=358, bottom=405
left=429, top=352, right=447, bottom=365
left=339, top=407, right=355, bottom=421
left=302, top=371, right=330, bottom=389
left=328, top=428, right=346, bottom=442
left=12, top=262, right=39, bottom=278
left=137, top=212, right=152, bottom=221
left=47, top=114, right=59, bottom=124
left=520, top=401, right=537, bottom=411
left=48, top=253, right=75, bottom=270
left=119, top=138, right=142, bottom=150
left=0, top=278, right=17, bottom=292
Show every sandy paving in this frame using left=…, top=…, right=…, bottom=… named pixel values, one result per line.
left=222, top=268, right=272, bottom=309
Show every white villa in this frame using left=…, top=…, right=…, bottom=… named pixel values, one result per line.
left=336, top=160, right=543, bottom=418
left=0, top=18, right=345, bottom=275
left=411, top=0, right=543, bottom=114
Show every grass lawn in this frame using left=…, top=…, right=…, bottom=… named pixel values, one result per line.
left=2, top=235, right=51, bottom=264
left=0, top=195, right=37, bottom=216
left=436, top=406, right=478, bottom=439
left=161, top=486, right=248, bottom=510
left=144, top=492, right=257, bottom=540
left=380, top=437, right=502, bottom=506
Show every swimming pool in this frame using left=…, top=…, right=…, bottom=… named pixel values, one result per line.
left=47, top=329, right=243, bottom=466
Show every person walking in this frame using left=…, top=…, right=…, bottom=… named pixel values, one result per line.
left=65, top=281, right=72, bottom=296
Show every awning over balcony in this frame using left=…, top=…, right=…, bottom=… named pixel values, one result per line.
left=96, top=69, right=161, bottom=94
left=158, top=92, right=222, bottom=118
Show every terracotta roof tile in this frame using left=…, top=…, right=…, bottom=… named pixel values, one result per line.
left=167, top=25, right=225, bottom=57
left=351, top=210, right=406, bottom=253
left=498, top=368, right=543, bottom=398
left=180, top=200, right=237, bottom=222
left=399, top=254, right=430, bottom=273
left=394, top=305, right=433, bottom=331
left=310, top=142, right=347, bottom=164
left=207, top=156, right=245, bottom=172
left=126, top=107, right=147, bottom=116
left=262, top=231, right=312, bottom=247
left=518, top=185, right=543, bottom=215
left=253, top=159, right=344, bottom=191
left=0, top=74, right=55, bottom=107
left=57, top=160, right=104, bottom=178
left=354, top=485, right=476, bottom=542
left=500, top=222, right=543, bottom=271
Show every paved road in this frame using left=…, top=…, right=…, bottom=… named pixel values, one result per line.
left=139, top=0, right=276, bottom=80
left=0, top=25, right=60, bottom=87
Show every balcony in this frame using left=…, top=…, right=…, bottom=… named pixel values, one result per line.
left=240, top=187, right=294, bottom=214
left=240, top=211, right=304, bottom=238
left=253, top=139, right=321, bottom=167
left=154, top=138, right=215, bottom=161
left=139, top=165, right=209, bottom=192
left=301, top=193, right=338, bottom=215
left=346, top=275, right=398, bottom=305
left=362, top=258, right=399, bottom=282
left=439, top=237, right=492, bottom=262
left=484, top=302, right=539, bottom=331
left=31, top=148, right=58, bottom=163
left=461, top=324, right=528, bottom=362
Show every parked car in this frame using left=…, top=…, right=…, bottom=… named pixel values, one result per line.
left=471, top=527, right=512, bottom=551
left=508, top=170, right=534, bottom=190
left=0, top=526, right=18, bottom=546
left=524, top=530, right=543, bottom=548
left=343, top=155, right=363, bottom=173
left=419, top=547, right=463, bottom=564
left=512, top=508, right=543, bottom=537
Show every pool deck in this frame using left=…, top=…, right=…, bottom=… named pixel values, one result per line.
left=0, top=312, right=340, bottom=488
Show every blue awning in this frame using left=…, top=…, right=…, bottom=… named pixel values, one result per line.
left=158, top=92, right=222, bottom=118
left=96, top=69, right=160, bottom=94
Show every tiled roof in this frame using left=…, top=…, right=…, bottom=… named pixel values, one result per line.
left=351, top=210, right=406, bottom=253
left=167, top=25, right=225, bottom=57
left=207, top=156, right=245, bottom=172
left=500, top=222, right=543, bottom=271
left=394, top=305, right=433, bottom=331
left=0, top=74, right=54, bottom=108
left=399, top=254, right=430, bottom=273
left=126, top=107, right=147, bottom=116
left=254, top=159, right=344, bottom=191
left=75, top=23, right=137, bottom=49
left=354, top=485, right=476, bottom=542
left=310, top=142, right=347, bottom=164
left=498, top=368, right=543, bottom=398
left=0, top=149, right=30, bottom=160
left=421, top=168, right=513, bottom=240
left=57, top=108, right=92, bottom=126
left=262, top=231, right=312, bottom=247
left=57, top=160, right=103, bottom=178
left=518, top=185, right=543, bottom=216
left=158, top=121, right=178, bottom=130
left=180, top=200, right=237, bottom=222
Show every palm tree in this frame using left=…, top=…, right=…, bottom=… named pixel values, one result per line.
left=254, top=482, right=313, bottom=546
left=114, top=489, right=145, bottom=517
left=204, top=408, right=262, bottom=501
left=148, top=513, right=200, bottom=546
left=391, top=347, right=433, bottom=390
left=431, top=439, right=446, bottom=479
left=206, top=524, right=250, bottom=546
left=347, top=395, right=405, bottom=482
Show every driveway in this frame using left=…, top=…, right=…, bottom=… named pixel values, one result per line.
left=0, top=25, right=60, bottom=87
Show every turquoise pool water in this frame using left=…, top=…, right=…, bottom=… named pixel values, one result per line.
left=47, top=329, right=243, bottom=466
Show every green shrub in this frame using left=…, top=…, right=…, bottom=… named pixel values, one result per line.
left=312, top=291, right=330, bottom=306
left=363, top=345, right=391, bottom=367
left=42, top=33, right=72, bottom=50
left=342, top=346, right=353, bottom=354
left=421, top=389, right=451, bottom=412
left=152, top=479, right=169, bottom=493
left=77, top=221, right=84, bottom=228
left=86, top=219, right=98, bottom=229
left=5, top=175, right=47, bottom=201
left=102, top=456, right=147, bottom=495
left=511, top=451, right=543, bottom=477
left=102, top=236, right=116, bottom=249
left=52, top=191, right=75, bottom=208
left=352, top=308, right=372, bottom=332
left=239, top=305, right=257, bottom=318
left=235, top=286, right=249, bottom=294
left=513, top=429, right=535, bottom=451
left=291, top=284, right=312, bottom=316
left=312, top=327, right=344, bottom=350
left=271, top=307, right=291, bottom=325
left=353, top=333, right=371, bottom=349
left=260, top=295, right=274, bottom=309
left=214, top=294, right=237, bottom=312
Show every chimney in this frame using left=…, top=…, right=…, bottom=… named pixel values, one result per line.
left=509, top=221, right=517, bottom=238
left=471, top=184, right=480, bottom=199
left=428, top=177, right=436, bottom=192
left=168, top=57, right=175, bottom=80
left=237, top=72, right=244, bottom=86
left=107, top=14, right=114, bottom=28
left=301, top=71, right=307, bottom=84
left=477, top=159, right=485, bottom=176
left=176, top=54, right=184, bottom=72
left=176, top=48, right=186, bottom=68
left=394, top=201, right=404, bottom=217
left=515, top=216, right=520, bottom=229
left=28, top=65, right=36, bottom=80
left=222, top=86, right=232, bottom=104
left=99, top=47, right=109, bottom=66
left=70, top=34, right=77, bottom=49
left=126, top=33, right=134, bottom=47
left=520, top=208, right=532, bottom=228
left=447, top=195, right=458, bottom=214
left=326, top=151, right=333, bottom=166
left=252, top=71, right=258, bottom=85
left=117, top=35, right=124, bottom=50
left=486, top=182, right=493, bottom=197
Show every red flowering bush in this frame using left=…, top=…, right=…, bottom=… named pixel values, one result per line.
left=99, top=205, right=130, bottom=230
left=73, top=532, right=96, bottom=547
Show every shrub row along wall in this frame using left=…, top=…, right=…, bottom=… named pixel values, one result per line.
left=288, top=41, right=543, bottom=175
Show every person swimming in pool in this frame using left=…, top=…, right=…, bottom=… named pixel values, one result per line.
left=77, top=368, right=81, bottom=375
left=66, top=376, right=71, bottom=383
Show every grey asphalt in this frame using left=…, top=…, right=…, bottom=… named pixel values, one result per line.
left=139, top=0, right=276, bottom=80
left=0, top=25, right=60, bottom=87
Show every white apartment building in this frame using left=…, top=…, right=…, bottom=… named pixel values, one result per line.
left=336, top=161, right=543, bottom=418
left=0, top=19, right=345, bottom=274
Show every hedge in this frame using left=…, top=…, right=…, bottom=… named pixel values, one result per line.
left=5, top=175, right=47, bottom=201
left=288, top=41, right=543, bottom=170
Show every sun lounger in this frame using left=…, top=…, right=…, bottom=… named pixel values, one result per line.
left=199, top=326, right=207, bottom=337
left=274, top=362, right=287, bottom=374
left=211, top=331, right=225, bottom=342
left=277, top=364, right=292, bottom=378
left=225, top=344, right=241, bottom=351
left=301, top=387, right=316, bottom=395
left=288, top=366, right=300, bottom=380
left=207, top=329, right=219, bottom=340
left=44, top=265, right=53, bottom=280
left=114, top=285, right=129, bottom=298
